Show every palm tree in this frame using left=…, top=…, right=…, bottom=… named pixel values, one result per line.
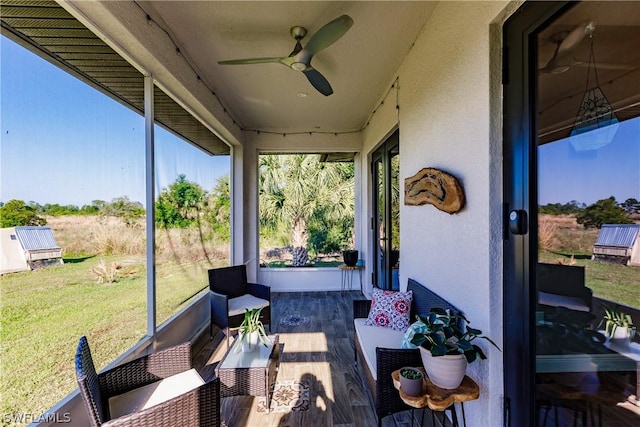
left=259, top=154, right=354, bottom=266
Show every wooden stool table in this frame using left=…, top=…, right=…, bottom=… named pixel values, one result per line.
left=339, top=264, right=363, bottom=294
left=392, top=368, right=479, bottom=427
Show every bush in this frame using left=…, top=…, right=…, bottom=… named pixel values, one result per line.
left=0, top=199, right=46, bottom=227
left=575, top=197, right=633, bottom=229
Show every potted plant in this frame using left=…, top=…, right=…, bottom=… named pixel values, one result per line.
left=537, top=308, right=607, bottom=355
left=342, top=249, right=359, bottom=267
left=399, top=366, right=424, bottom=397
left=599, top=305, right=636, bottom=345
left=410, top=308, right=500, bottom=389
left=536, top=307, right=608, bottom=386
left=236, top=307, right=269, bottom=352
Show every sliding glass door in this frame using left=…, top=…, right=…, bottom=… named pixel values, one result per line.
left=504, top=2, right=640, bottom=425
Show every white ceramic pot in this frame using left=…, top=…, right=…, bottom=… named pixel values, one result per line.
left=241, top=331, right=260, bottom=352
left=420, top=347, right=467, bottom=389
left=609, top=327, right=631, bottom=346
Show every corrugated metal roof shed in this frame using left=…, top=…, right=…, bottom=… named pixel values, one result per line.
left=14, top=226, right=61, bottom=251
left=594, top=224, right=640, bottom=248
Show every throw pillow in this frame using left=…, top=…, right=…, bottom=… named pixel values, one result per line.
left=365, top=288, right=413, bottom=331
left=401, top=319, right=427, bottom=349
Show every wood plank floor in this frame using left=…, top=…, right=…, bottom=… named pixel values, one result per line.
left=193, top=291, right=438, bottom=427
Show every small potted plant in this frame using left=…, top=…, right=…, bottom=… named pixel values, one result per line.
left=399, top=367, right=424, bottom=397
left=410, top=308, right=500, bottom=389
left=342, top=248, right=359, bottom=267
left=599, top=305, right=636, bottom=345
left=236, top=307, right=269, bottom=352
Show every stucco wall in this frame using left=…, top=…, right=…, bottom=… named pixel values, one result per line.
left=362, top=2, right=511, bottom=425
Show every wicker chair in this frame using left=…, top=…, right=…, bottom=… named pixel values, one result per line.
left=75, top=336, right=221, bottom=427
left=208, top=265, right=271, bottom=346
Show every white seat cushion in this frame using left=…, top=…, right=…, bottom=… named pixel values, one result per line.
left=538, top=291, right=590, bottom=312
left=108, top=368, right=204, bottom=419
left=354, top=318, right=405, bottom=380
left=228, top=294, right=270, bottom=317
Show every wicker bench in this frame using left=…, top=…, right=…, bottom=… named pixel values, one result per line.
left=353, top=279, right=460, bottom=427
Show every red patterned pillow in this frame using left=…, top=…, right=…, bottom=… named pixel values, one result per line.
left=365, top=288, right=413, bottom=331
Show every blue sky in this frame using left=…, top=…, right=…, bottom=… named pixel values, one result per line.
left=538, top=117, right=640, bottom=206
left=1, top=36, right=229, bottom=208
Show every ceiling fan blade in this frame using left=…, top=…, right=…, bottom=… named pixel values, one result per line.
left=218, top=57, right=285, bottom=65
left=303, top=68, right=333, bottom=96
left=304, top=15, right=353, bottom=56
left=540, top=20, right=594, bottom=73
left=557, top=20, right=593, bottom=56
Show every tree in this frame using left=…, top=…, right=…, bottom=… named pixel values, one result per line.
left=207, top=175, right=231, bottom=240
left=575, top=197, right=632, bottom=229
left=621, top=198, right=640, bottom=213
left=155, top=174, right=207, bottom=228
left=259, top=154, right=354, bottom=266
left=539, top=200, right=584, bottom=215
left=0, top=199, right=47, bottom=227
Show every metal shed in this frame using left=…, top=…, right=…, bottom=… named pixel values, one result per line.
left=0, top=226, right=63, bottom=274
left=592, top=224, right=640, bottom=266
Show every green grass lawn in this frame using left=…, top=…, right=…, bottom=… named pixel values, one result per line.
left=0, top=255, right=218, bottom=422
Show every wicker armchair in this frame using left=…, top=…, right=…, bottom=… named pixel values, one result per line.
left=75, top=336, right=221, bottom=427
left=208, top=265, right=271, bottom=346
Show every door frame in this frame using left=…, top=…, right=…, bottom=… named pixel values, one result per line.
left=371, top=129, right=399, bottom=290
left=502, top=1, right=572, bottom=425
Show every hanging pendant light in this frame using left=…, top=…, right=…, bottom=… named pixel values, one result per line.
left=569, top=22, right=619, bottom=151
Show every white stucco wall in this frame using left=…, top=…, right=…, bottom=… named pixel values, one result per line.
left=362, top=2, right=511, bottom=426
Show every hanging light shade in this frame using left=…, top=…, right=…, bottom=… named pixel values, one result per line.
left=569, top=24, right=619, bottom=151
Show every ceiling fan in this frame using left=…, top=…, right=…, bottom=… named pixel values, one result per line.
left=218, top=15, right=354, bottom=96
left=540, top=20, right=633, bottom=74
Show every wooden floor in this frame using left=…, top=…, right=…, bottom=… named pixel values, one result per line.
left=193, top=291, right=436, bottom=427
left=192, top=291, right=640, bottom=427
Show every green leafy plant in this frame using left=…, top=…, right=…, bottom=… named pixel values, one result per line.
left=537, top=307, right=607, bottom=355
left=235, top=307, right=269, bottom=351
left=400, top=367, right=423, bottom=380
left=410, top=308, right=500, bottom=363
left=599, top=305, right=636, bottom=340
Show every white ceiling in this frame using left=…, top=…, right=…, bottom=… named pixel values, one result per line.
left=141, top=1, right=437, bottom=134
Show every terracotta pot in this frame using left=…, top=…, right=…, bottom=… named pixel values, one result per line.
left=420, top=347, right=467, bottom=389
left=399, top=367, right=424, bottom=397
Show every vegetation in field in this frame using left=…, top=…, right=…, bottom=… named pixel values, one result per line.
left=0, top=199, right=46, bottom=227
left=540, top=196, right=638, bottom=229
left=259, top=154, right=355, bottom=266
left=0, top=174, right=233, bottom=422
left=538, top=212, right=640, bottom=308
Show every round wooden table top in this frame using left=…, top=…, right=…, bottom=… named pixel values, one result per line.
left=392, top=368, right=479, bottom=411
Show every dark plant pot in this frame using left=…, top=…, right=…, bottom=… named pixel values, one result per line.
left=390, top=249, right=400, bottom=268
left=399, top=367, right=424, bottom=397
left=343, top=250, right=358, bottom=267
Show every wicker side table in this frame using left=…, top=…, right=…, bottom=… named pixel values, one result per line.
left=216, top=334, right=280, bottom=412
left=392, top=368, right=479, bottom=427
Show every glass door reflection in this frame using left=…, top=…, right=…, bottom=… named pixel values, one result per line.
left=535, top=2, right=640, bottom=425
